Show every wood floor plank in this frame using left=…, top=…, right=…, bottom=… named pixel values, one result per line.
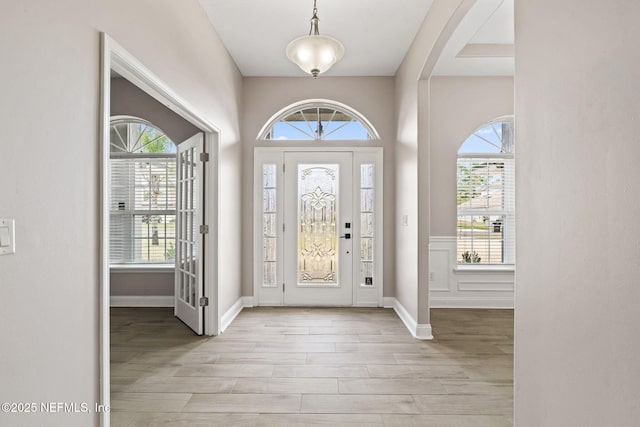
left=174, top=364, right=275, bottom=378
left=338, top=378, right=447, bottom=395
left=125, top=412, right=259, bottom=426
left=382, top=414, right=513, bottom=427
left=183, top=393, right=302, bottom=413
left=111, top=392, right=192, bottom=413
left=272, top=364, right=370, bottom=378
left=233, top=377, right=339, bottom=394
left=301, top=394, right=419, bottom=414
left=126, top=376, right=236, bottom=393
left=257, top=413, right=383, bottom=426
left=412, top=394, right=514, bottom=415
left=215, top=352, right=307, bottom=365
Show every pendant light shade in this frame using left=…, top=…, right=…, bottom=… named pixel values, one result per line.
left=286, top=0, right=345, bottom=78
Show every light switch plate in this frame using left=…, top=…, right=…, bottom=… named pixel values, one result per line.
left=0, top=218, right=15, bottom=255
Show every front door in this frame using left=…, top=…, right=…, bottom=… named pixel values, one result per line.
left=283, top=152, right=353, bottom=306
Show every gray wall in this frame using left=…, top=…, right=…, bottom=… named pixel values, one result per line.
left=110, top=272, right=173, bottom=296
left=242, top=76, right=396, bottom=298
left=111, top=77, right=200, bottom=143
left=515, top=0, right=640, bottom=425
left=394, top=0, right=469, bottom=326
left=429, top=76, right=514, bottom=236
left=0, top=1, right=242, bottom=425
left=110, top=78, right=200, bottom=298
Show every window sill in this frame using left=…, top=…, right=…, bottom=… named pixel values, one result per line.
left=454, top=265, right=515, bottom=274
left=110, top=264, right=174, bottom=274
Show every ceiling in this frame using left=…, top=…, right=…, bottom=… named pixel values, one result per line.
left=199, top=0, right=513, bottom=78
left=433, top=0, right=514, bottom=76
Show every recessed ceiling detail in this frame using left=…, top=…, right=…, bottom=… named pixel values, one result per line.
left=457, top=44, right=514, bottom=58
left=433, top=0, right=514, bottom=76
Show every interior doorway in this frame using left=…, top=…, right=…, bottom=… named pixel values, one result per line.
left=100, top=33, right=220, bottom=425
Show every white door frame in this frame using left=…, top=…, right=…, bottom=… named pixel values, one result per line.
left=99, top=33, right=220, bottom=426
left=253, top=147, right=384, bottom=308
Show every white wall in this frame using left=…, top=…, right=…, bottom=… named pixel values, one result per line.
left=515, top=0, right=640, bottom=425
left=0, top=1, right=242, bottom=425
left=242, top=77, right=396, bottom=299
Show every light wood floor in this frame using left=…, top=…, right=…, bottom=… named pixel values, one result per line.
left=111, top=307, right=513, bottom=426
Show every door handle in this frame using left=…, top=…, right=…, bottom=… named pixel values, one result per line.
left=339, top=233, right=351, bottom=239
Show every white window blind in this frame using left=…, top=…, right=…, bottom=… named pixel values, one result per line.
left=109, top=118, right=177, bottom=265
left=457, top=119, right=515, bottom=265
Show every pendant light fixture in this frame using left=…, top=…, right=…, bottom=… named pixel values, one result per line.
left=286, top=0, right=345, bottom=78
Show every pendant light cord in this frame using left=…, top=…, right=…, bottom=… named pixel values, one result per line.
left=308, top=0, right=320, bottom=36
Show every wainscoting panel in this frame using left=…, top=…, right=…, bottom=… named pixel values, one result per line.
left=429, top=236, right=514, bottom=308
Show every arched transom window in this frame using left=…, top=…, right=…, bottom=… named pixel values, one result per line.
left=258, top=100, right=379, bottom=141
left=110, top=117, right=176, bottom=154
left=457, top=117, right=515, bottom=265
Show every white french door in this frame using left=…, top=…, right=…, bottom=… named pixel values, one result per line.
left=175, top=133, right=205, bottom=334
left=283, top=152, right=354, bottom=306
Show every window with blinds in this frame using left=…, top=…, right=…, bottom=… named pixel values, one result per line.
left=109, top=118, right=177, bottom=265
left=457, top=119, right=515, bottom=265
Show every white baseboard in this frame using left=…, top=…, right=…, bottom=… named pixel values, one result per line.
left=220, top=296, right=256, bottom=332
left=383, top=297, right=433, bottom=340
left=415, top=324, right=433, bottom=340
left=110, top=296, right=173, bottom=307
left=429, top=296, right=514, bottom=309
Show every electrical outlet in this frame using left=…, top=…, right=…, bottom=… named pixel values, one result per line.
left=429, top=272, right=435, bottom=281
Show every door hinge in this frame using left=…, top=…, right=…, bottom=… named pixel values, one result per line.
left=282, top=163, right=285, bottom=172
left=199, top=296, right=209, bottom=307
left=200, top=224, right=209, bottom=234
left=200, top=152, right=210, bottom=162
left=283, top=223, right=285, bottom=232
left=283, top=283, right=285, bottom=292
